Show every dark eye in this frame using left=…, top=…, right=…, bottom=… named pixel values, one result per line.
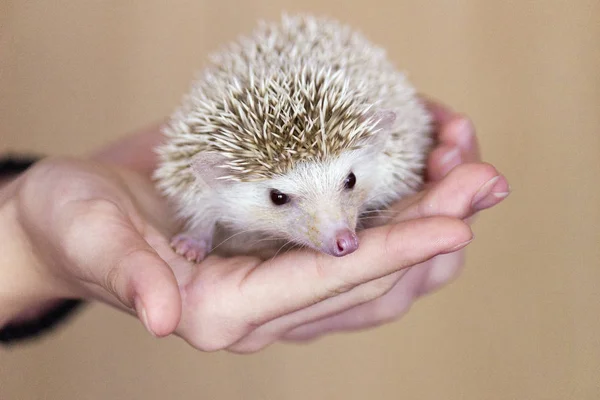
left=344, top=172, right=356, bottom=190
left=270, top=189, right=290, bottom=206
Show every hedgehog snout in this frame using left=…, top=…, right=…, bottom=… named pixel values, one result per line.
left=307, top=208, right=360, bottom=257
left=330, top=228, right=359, bottom=257
left=303, top=220, right=359, bottom=257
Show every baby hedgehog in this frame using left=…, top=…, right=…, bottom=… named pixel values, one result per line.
left=154, top=14, right=433, bottom=262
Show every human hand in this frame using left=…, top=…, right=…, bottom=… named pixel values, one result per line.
left=0, top=96, right=508, bottom=353
left=2, top=158, right=183, bottom=336
left=271, top=97, right=511, bottom=342
left=172, top=97, right=510, bottom=351
left=1, top=152, right=469, bottom=351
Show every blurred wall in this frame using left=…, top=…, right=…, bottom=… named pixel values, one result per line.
left=1, top=1, right=599, bottom=399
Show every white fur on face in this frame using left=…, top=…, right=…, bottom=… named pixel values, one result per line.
left=213, top=147, right=390, bottom=252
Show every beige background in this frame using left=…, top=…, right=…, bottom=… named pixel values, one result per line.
left=1, top=1, right=599, bottom=399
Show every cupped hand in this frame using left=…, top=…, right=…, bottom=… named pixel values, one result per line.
left=276, top=98, right=510, bottom=343
left=7, top=97, right=508, bottom=353
left=175, top=98, right=510, bottom=352
left=11, top=158, right=183, bottom=337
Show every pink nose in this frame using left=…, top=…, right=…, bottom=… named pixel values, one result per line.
left=332, top=229, right=359, bottom=257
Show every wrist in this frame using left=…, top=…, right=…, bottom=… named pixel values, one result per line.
left=0, top=174, right=72, bottom=327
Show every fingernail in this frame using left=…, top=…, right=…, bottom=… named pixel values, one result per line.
left=448, top=237, right=473, bottom=252
left=135, top=297, right=156, bottom=337
left=440, top=147, right=461, bottom=176
left=441, top=146, right=460, bottom=165
left=471, top=176, right=511, bottom=211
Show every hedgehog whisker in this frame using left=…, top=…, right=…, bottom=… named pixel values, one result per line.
left=246, top=236, right=288, bottom=247
left=210, top=228, right=273, bottom=252
left=268, top=239, right=297, bottom=262
left=358, top=211, right=398, bottom=220
left=359, top=209, right=398, bottom=215
left=357, top=215, right=398, bottom=223
left=277, top=242, right=305, bottom=258
left=358, top=214, right=397, bottom=219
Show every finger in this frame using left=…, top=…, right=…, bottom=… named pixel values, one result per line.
left=231, top=219, right=470, bottom=351
left=417, top=251, right=466, bottom=296
left=428, top=116, right=481, bottom=182
left=144, top=225, right=197, bottom=290
left=280, top=249, right=464, bottom=342
left=277, top=243, right=465, bottom=343
left=279, top=241, right=466, bottom=342
left=282, top=264, right=431, bottom=341
left=428, top=144, right=463, bottom=180
left=421, top=95, right=456, bottom=126
left=421, top=96, right=479, bottom=160
left=420, top=94, right=480, bottom=182
left=439, top=116, right=480, bottom=162
left=63, top=199, right=181, bottom=337
left=245, top=216, right=470, bottom=315
left=392, top=163, right=510, bottom=223
left=227, top=269, right=407, bottom=352
left=394, top=163, right=509, bottom=299
left=189, top=217, right=471, bottom=352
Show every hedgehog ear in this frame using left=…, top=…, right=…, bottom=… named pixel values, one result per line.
left=361, top=109, right=397, bottom=151
left=190, top=152, right=233, bottom=188
left=371, top=110, right=397, bottom=131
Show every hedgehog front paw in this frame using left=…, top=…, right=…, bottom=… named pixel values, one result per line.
left=171, top=234, right=211, bottom=263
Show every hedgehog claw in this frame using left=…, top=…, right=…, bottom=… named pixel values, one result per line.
left=171, top=234, right=211, bottom=264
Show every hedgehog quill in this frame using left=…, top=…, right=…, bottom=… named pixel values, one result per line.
left=154, top=14, right=434, bottom=262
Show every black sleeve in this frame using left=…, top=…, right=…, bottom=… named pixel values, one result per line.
left=0, top=154, right=86, bottom=345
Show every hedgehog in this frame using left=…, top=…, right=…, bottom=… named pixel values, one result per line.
left=153, top=14, right=434, bottom=262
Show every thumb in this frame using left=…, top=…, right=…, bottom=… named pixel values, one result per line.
left=63, top=200, right=181, bottom=337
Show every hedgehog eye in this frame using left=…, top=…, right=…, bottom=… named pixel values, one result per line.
left=344, top=172, right=356, bottom=190
left=270, top=189, right=290, bottom=206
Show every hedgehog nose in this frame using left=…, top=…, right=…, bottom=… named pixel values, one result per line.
left=332, top=229, right=359, bottom=257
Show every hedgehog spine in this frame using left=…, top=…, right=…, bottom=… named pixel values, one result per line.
left=154, top=14, right=433, bottom=261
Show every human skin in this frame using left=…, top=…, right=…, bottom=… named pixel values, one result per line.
left=0, top=98, right=509, bottom=352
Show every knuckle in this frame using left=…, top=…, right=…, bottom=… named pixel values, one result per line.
left=20, top=157, right=86, bottom=199
left=241, top=313, right=262, bottom=333
left=192, top=336, right=230, bottom=352
left=324, top=276, right=357, bottom=299
left=184, top=296, right=249, bottom=352
left=84, top=198, right=123, bottom=215
left=420, top=162, right=501, bottom=220
left=352, top=273, right=402, bottom=306
left=473, top=162, right=499, bottom=182
left=103, top=262, right=123, bottom=301
left=424, top=253, right=465, bottom=291
left=373, top=304, right=403, bottom=325
left=25, top=156, right=77, bottom=181
left=104, top=247, right=155, bottom=306
left=227, top=339, right=272, bottom=354
left=61, top=199, right=121, bottom=248
left=370, top=295, right=411, bottom=325
left=453, top=162, right=498, bottom=182
left=368, top=274, right=400, bottom=299
left=187, top=324, right=246, bottom=352
left=186, top=337, right=225, bottom=352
